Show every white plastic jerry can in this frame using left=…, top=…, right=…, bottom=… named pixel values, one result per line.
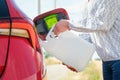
left=41, top=26, right=95, bottom=71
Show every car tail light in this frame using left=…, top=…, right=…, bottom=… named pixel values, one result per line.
left=0, top=29, right=29, bottom=38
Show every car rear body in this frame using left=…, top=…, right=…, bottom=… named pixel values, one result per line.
left=0, top=0, right=46, bottom=80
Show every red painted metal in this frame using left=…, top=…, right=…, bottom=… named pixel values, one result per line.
left=1, top=37, right=43, bottom=80
left=0, top=0, right=46, bottom=80
left=6, top=0, right=27, bottom=20
left=0, top=36, right=9, bottom=76
left=33, top=8, right=69, bottom=23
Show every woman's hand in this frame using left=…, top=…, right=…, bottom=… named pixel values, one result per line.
left=54, top=20, right=70, bottom=36
left=62, top=63, right=78, bottom=72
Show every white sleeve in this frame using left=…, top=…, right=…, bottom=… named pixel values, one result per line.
left=86, top=0, right=119, bottom=32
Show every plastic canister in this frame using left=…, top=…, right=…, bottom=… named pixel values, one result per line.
left=41, top=26, right=95, bottom=71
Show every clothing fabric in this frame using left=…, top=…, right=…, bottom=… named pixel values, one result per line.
left=87, top=0, right=120, bottom=61
left=70, top=0, right=120, bottom=61
left=103, top=60, right=120, bottom=80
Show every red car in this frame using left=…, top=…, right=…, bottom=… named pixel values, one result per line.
left=0, top=0, right=46, bottom=80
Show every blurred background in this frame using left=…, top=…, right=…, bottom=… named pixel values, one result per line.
left=14, top=0, right=88, bottom=20
left=14, top=0, right=102, bottom=80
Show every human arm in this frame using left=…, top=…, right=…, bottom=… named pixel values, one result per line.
left=54, top=0, right=119, bottom=35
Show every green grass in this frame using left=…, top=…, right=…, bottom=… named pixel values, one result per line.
left=59, top=61, right=102, bottom=80
left=82, top=61, right=101, bottom=80
left=46, top=57, right=102, bottom=80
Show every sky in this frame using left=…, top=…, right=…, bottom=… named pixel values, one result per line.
left=14, top=0, right=100, bottom=59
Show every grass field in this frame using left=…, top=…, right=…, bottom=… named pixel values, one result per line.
left=45, top=57, right=103, bottom=80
